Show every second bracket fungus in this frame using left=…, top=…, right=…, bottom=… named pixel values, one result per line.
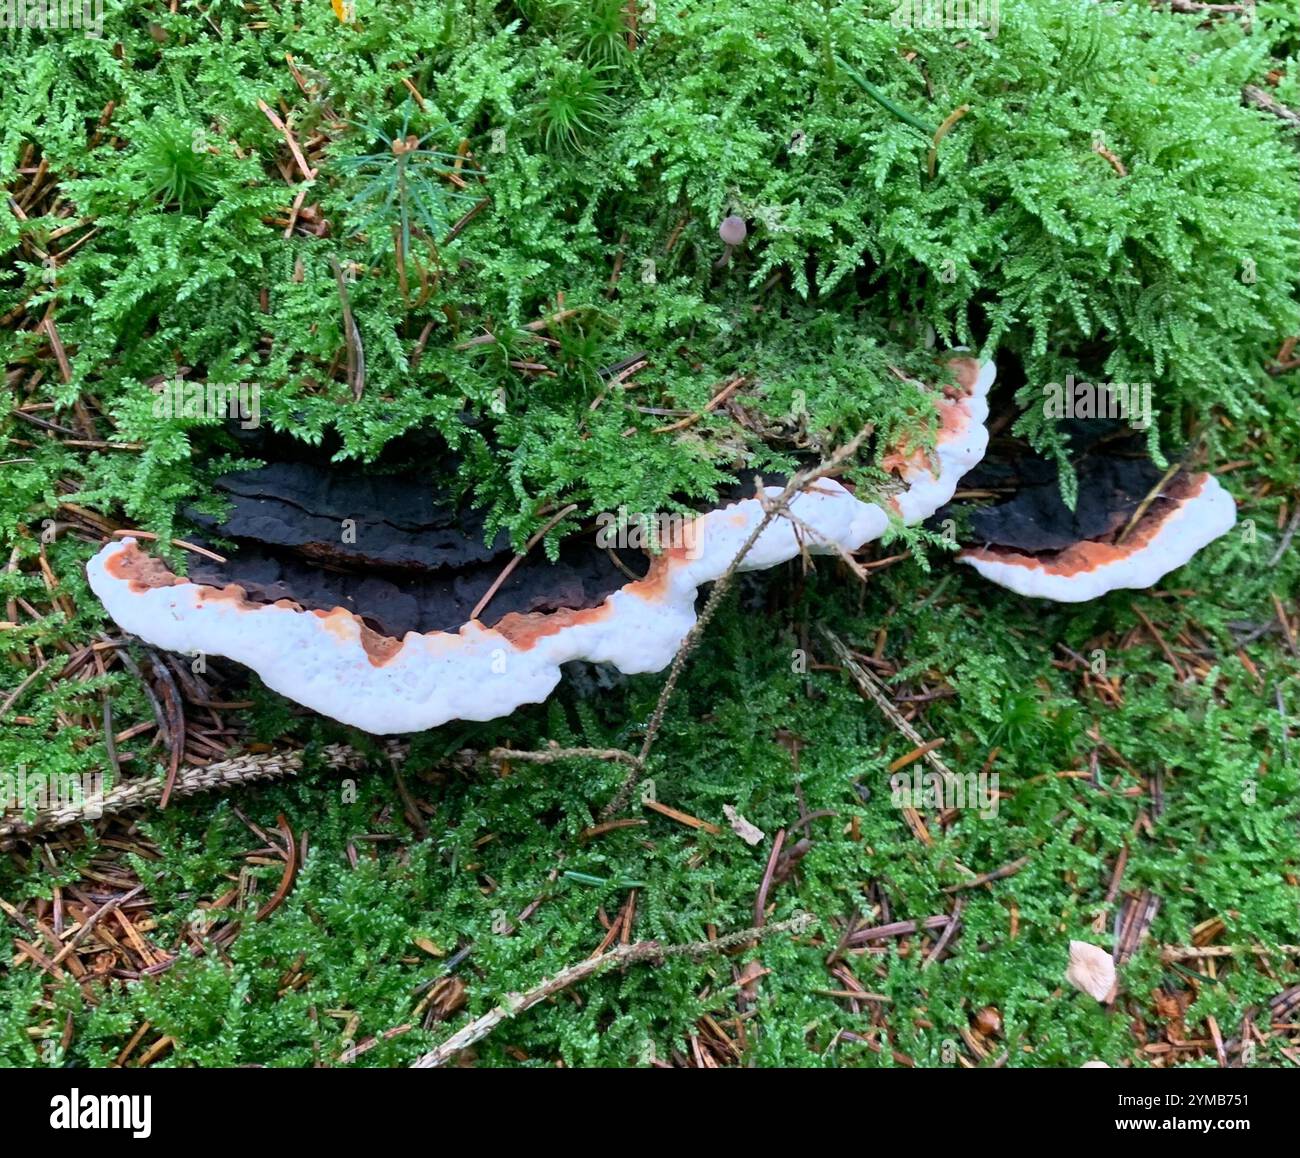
left=959, top=469, right=1236, bottom=602
left=88, top=359, right=993, bottom=734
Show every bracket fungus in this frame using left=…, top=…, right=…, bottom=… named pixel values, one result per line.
left=87, top=358, right=993, bottom=734
left=959, top=468, right=1235, bottom=602
left=86, top=356, right=1237, bottom=734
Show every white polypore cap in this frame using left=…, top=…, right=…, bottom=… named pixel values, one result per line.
left=86, top=358, right=996, bottom=734
left=960, top=472, right=1236, bottom=602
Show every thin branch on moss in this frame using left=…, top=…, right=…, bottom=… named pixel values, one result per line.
left=256, top=99, right=316, bottom=182
left=817, top=626, right=959, bottom=791
left=491, top=745, right=642, bottom=769
left=753, top=828, right=786, bottom=928
left=411, top=913, right=816, bottom=1069
left=928, top=104, right=970, bottom=179
left=600, top=424, right=874, bottom=819
left=0, top=744, right=372, bottom=847
left=1243, top=85, right=1300, bottom=133
left=0, top=659, right=51, bottom=722
left=1158, top=0, right=1249, bottom=13
left=330, top=257, right=366, bottom=401
left=650, top=375, right=746, bottom=434
left=1269, top=508, right=1300, bottom=567
left=48, top=883, right=146, bottom=967
left=1160, top=944, right=1300, bottom=960
left=940, top=854, right=1031, bottom=893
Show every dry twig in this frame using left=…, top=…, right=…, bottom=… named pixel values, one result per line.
left=411, top=914, right=815, bottom=1068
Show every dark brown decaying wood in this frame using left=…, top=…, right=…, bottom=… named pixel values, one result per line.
left=182, top=456, right=631, bottom=638
left=969, top=449, right=1166, bottom=554
left=1114, top=889, right=1160, bottom=966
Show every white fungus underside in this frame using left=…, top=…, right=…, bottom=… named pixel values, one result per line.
left=89, top=364, right=996, bottom=733
left=958, top=473, right=1236, bottom=603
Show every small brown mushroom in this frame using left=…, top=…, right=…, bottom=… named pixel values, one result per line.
left=715, top=215, right=748, bottom=266
left=972, top=1005, right=1002, bottom=1036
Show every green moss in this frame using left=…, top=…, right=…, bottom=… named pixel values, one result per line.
left=1, top=1, right=1297, bottom=1068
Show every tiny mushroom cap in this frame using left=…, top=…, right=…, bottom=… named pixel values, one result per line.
left=718, top=215, right=748, bottom=246
left=972, top=1005, right=1002, bottom=1036
left=1080, top=1060, right=1111, bottom=1068
left=1066, top=939, right=1117, bottom=1003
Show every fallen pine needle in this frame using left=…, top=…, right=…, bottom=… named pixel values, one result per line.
left=887, top=738, right=946, bottom=774
left=642, top=798, right=721, bottom=834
